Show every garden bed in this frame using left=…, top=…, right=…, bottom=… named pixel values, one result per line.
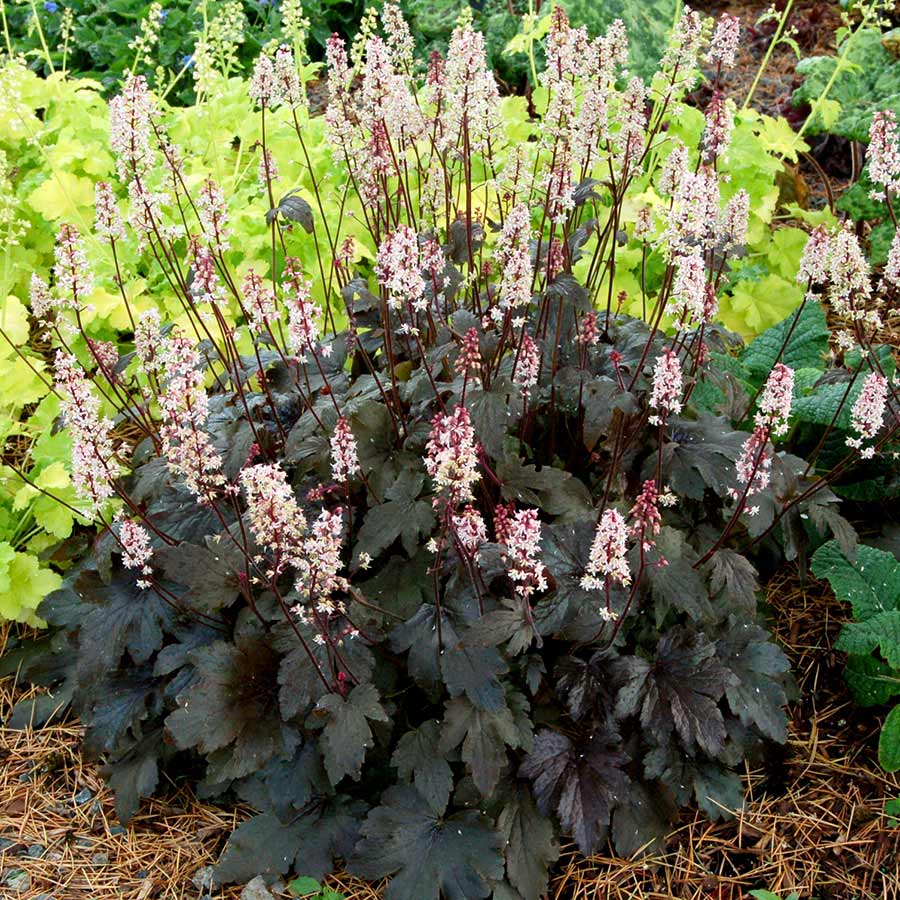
left=3, top=565, right=897, bottom=900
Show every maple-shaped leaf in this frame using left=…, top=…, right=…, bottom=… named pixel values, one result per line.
left=355, top=471, right=436, bottom=562
left=236, top=742, right=330, bottom=822
left=519, top=728, right=629, bottom=856
left=614, top=629, right=731, bottom=755
left=102, top=728, right=166, bottom=824
left=705, top=549, right=760, bottom=616
left=497, top=784, right=559, bottom=900
left=166, top=626, right=298, bottom=781
left=554, top=652, right=615, bottom=722
left=349, top=785, right=504, bottom=900
left=275, top=620, right=375, bottom=720
left=643, top=528, right=712, bottom=623
left=716, top=620, right=790, bottom=742
left=79, top=667, right=158, bottom=758
left=309, top=683, right=389, bottom=786
left=660, top=416, right=746, bottom=499
left=217, top=796, right=366, bottom=884
left=154, top=541, right=242, bottom=611
left=392, top=721, right=454, bottom=815
left=440, top=695, right=532, bottom=797
left=611, top=780, right=677, bottom=857
left=464, top=598, right=537, bottom=657
left=75, top=569, right=176, bottom=684
left=441, top=639, right=509, bottom=713
left=390, top=604, right=457, bottom=691
left=644, top=746, right=744, bottom=821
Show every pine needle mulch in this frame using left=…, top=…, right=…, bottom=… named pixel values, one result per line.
left=2, top=567, right=899, bottom=900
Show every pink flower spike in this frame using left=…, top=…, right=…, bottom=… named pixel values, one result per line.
left=119, top=518, right=153, bottom=573
left=425, top=405, right=481, bottom=504
left=240, top=462, right=307, bottom=573
left=755, top=363, right=794, bottom=438
left=708, top=14, right=740, bottom=68
left=868, top=110, right=900, bottom=199
left=582, top=508, right=631, bottom=589
left=649, top=348, right=683, bottom=424
left=848, top=372, right=888, bottom=457
left=331, top=417, right=361, bottom=483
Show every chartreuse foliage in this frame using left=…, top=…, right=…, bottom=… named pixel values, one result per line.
left=812, top=541, right=900, bottom=772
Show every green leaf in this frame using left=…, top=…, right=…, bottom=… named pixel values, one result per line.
left=349, top=785, right=504, bottom=900
left=880, top=705, right=900, bottom=772
left=741, top=300, right=829, bottom=382
left=844, top=655, right=900, bottom=708
left=289, top=876, right=323, bottom=896
left=391, top=721, right=453, bottom=815
left=312, top=683, right=389, bottom=786
left=793, top=28, right=900, bottom=141
left=835, top=611, right=900, bottom=669
left=812, top=540, right=900, bottom=621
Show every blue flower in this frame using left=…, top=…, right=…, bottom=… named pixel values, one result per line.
left=158, top=9, right=168, bottom=21
left=181, top=54, right=194, bottom=68
left=43, top=1, right=58, bottom=12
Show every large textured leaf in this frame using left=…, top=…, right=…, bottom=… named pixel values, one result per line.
left=349, top=785, right=504, bottom=900
left=440, top=696, right=532, bottom=797
left=615, top=629, right=731, bottom=755
left=740, top=301, right=828, bottom=383
left=811, top=540, right=900, bottom=621
left=166, top=627, right=297, bottom=781
left=793, top=28, right=900, bottom=141
left=519, top=728, right=628, bottom=856
left=844, top=655, right=900, bottom=708
left=392, top=722, right=454, bottom=815
left=217, top=797, right=365, bottom=884
left=311, top=683, right=389, bottom=786
left=835, top=610, right=900, bottom=669
left=879, top=705, right=900, bottom=772
left=496, top=785, right=559, bottom=900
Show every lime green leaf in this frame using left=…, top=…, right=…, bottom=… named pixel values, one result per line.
left=27, top=171, right=96, bottom=221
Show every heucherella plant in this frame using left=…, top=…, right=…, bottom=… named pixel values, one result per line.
left=6, top=6, right=900, bottom=899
